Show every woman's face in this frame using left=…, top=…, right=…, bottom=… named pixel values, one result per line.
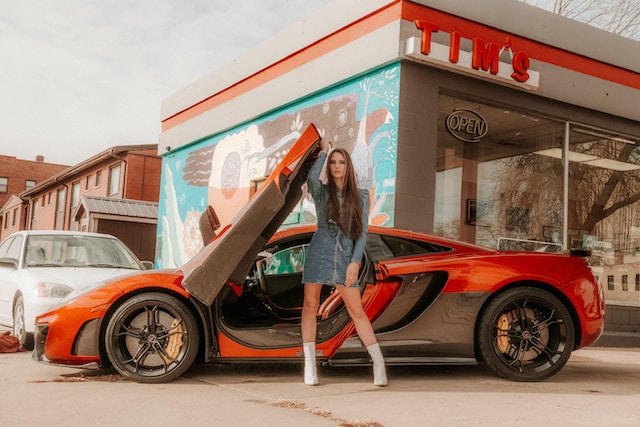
left=328, top=151, right=347, bottom=183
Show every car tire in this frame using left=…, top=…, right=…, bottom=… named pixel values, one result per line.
left=477, top=286, right=575, bottom=382
left=105, top=292, right=200, bottom=383
left=13, top=296, right=34, bottom=351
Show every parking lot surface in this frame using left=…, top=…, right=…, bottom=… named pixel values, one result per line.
left=1, top=345, right=639, bottom=427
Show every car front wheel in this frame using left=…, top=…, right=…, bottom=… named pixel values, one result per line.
left=105, top=292, right=200, bottom=383
left=13, top=296, right=34, bottom=351
left=477, top=287, right=575, bottom=382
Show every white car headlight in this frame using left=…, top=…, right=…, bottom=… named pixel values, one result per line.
left=35, top=282, right=74, bottom=298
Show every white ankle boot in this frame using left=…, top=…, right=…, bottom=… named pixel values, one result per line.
left=367, top=343, right=388, bottom=386
left=303, top=342, right=318, bottom=385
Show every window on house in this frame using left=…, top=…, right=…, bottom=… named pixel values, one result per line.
left=0, top=177, right=8, bottom=193
left=636, top=274, right=640, bottom=292
left=96, top=170, right=102, bottom=187
left=55, top=188, right=66, bottom=230
left=622, top=274, right=628, bottom=291
left=41, top=196, right=45, bottom=207
left=86, top=175, right=92, bottom=190
left=12, top=207, right=18, bottom=226
left=607, top=275, right=614, bottom=291
left=3, top=213, right=8, bottom=228
left=31, top=201, right=39, bottom=228
left=71, top=182, right=81, bottom=208
left=108, top=164, right=121, bottom=196
left=47, top=192, right=52, bottom=205
left=25, top=180, right=36, bottom=190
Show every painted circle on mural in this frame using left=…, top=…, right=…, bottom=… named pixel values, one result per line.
left=221, top=151, right=241, bottom=198
left=337, top=108, right=348, bottom=126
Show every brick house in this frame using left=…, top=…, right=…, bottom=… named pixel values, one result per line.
left=0, top=154, right=69, bottom=229
left=0, top=145, right=161, bottom=262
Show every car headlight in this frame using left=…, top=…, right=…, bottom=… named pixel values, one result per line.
left=35, top=282, right=74, bottom=298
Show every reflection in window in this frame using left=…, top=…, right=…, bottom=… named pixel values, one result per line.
left=567, top=126, right=640, bottom=304
left=264, top=245, right=307, bottom=276
left=434, top=94, right=563, bottom=251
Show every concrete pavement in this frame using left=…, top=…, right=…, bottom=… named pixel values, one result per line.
left=1, top=346, right=639, bottom=427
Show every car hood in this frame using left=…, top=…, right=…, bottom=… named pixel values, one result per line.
left=179, top=123, right=321, bottom=305
left=24, top=266, right=140, bottom=292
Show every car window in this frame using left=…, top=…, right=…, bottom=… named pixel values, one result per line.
left=264, top=244, right=307, bottom=276
left=0, top=236, right=14, bottom=258
left=25, top=235, right=141, bottom=269
left=366, top=233, right=452, bottom=261
left=2, top=235, right=23, bottom=261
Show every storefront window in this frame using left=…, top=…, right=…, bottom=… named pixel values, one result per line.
left=434, top=95, right=564, bottom=251
left=568, top=125, right=640, bottom=303
left=434, top=94, right=640, bottom=303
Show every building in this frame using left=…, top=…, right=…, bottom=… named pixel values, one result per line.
left=0, top=154, right=69, bottom=230
left=1, top=145, right=161, bottom=262
left=154, top=0, right=640, bottom=309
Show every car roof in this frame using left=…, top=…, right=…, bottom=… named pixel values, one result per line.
left=270, top=224, right=495, bottom=254
left=2, top=230, right=119, bottom=243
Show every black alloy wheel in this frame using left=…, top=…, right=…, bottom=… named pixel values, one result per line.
left=105, top=292, right=199, bottom=383
left=477, top=287, right=575, bottom=381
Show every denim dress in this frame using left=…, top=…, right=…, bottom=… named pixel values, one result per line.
left=302, top=152, right=370, bottom=287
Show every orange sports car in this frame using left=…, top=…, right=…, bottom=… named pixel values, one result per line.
left=33, top=124, right=605, bottom=383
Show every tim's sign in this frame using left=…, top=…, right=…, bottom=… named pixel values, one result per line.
left=406, top=20, right=540, bottom=90
left=446, top=108, right=487, bottom=143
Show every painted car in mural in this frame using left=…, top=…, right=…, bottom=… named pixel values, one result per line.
left=33, top=123, right=605, bottom=383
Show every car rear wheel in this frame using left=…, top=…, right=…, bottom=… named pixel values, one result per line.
left=105, top=292, right=199, bottom=383
left=13, top=296, right=34, bottom=351
left=477, top=287, right=575, bottom=381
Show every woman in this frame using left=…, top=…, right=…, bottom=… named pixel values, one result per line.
left=301, top=139, right=387, bottom=386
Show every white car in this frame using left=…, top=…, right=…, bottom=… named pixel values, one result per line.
left=0, top=230, right=150, bottom=350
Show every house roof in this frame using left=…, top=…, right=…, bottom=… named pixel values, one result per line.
left=21, top=144, right=158, bottom=197
left=74, top=195, right=158, bottom=221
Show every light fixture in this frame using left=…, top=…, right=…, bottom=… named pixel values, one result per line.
left=534, top=148, right=640, bottom=171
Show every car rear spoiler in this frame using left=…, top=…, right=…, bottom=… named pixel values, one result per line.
left=569, top=248, right=591, bottom=257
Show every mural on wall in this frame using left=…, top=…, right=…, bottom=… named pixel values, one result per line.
left=157, top=64, right=399, bottom=268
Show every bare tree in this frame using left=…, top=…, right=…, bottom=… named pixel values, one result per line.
left=493, top=133, right=640, bottom=251
left=521, top=0, right=640, bottom=40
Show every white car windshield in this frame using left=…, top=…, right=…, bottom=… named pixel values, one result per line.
left=25, top=235, right=141, bottom=269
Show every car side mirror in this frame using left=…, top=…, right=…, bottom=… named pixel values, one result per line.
left=0, top=257, right=18, bottom=269
left=141, top=261, right=155, bottom=270
left=199, top=205, right=221, bottom=245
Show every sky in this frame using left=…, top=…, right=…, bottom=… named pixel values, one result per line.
left=0, top=0, right=333, bottom=166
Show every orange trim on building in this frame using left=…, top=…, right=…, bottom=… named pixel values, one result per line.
left=162, top=0, right=639, bottom=134
left=161, top=1, right=402, bottom=132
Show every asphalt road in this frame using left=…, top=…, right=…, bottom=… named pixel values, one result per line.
left=1, top=346, right=639, bottom=427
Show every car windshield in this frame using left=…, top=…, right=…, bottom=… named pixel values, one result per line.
left=25, top=235, right=141, bottom=269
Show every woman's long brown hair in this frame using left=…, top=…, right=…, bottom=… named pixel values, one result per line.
left=325, top=148, right=363, bottom=240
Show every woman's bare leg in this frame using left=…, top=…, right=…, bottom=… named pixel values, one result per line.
left=301, top=283, right=322, bottom=343
left=301, top=283, right=322, bottom=385
left=336, top=285, right=387, bottom=385
left=335, top=286, right=377, bottom=347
